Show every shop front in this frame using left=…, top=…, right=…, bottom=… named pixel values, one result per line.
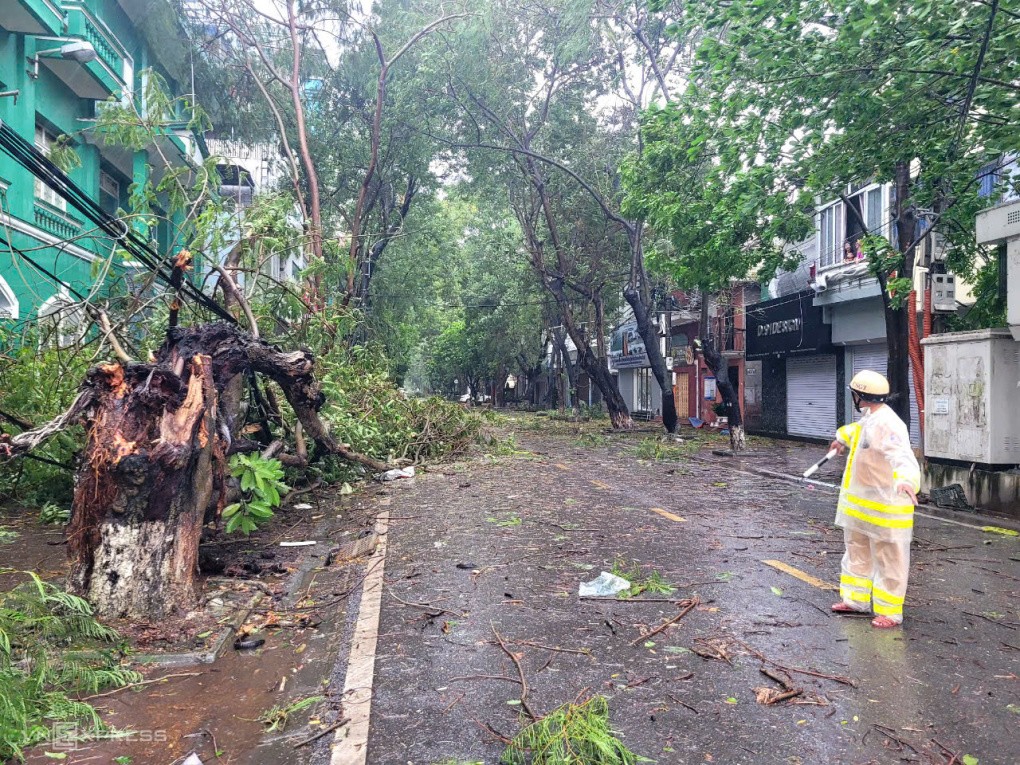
left=745, top=291, right=835, bottom=439
left=824, top=296, right=921, bottom=446
left=609, top=322, right=663, bottom=417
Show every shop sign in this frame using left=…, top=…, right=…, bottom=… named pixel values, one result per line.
left=745, top=291, right=831, bottom=360
left=704, top=376, right=717, bottom=400
left=609, top=322, right=649, bottom=369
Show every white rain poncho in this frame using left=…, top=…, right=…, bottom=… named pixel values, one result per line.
left=834, top=405, right=921, bottom=544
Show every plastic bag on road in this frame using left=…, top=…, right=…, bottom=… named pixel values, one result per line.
left=378, top=466, right=415, bottom=481
left=578, top=571, right=631, bottom=597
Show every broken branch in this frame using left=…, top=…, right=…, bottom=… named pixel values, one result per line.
left=491, top=624, right=537, bottom=721
left=629, top=597, right=699, bottom=646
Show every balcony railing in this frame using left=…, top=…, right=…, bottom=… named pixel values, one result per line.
left=64, top=4, right=125, bottom=83
left=34, top=202, right=84, bottom=240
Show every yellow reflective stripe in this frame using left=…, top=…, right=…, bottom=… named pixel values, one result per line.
left=840, top=574, right=873, bottom=590
left=843, top=590, right=871, bottom=603
left=843, top=446, right=856, bottom=490
left=873, top=587, right=905, bottom=605
left=837, top=423, right=861, bottom=444
left=845, top=493, right=914, bottom=515
left=873, top=601, right=902, bottom=616
left=841, top=506, right=914, bottom=529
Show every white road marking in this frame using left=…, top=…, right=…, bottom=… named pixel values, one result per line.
left=330, top=503, right=390, bottom=765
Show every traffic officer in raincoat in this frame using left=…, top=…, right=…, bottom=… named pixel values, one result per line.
left=828, top=370, right=920, bottom=628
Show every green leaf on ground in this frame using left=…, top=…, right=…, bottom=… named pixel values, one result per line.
left=962, top=756, right=979, bottom=765
left=770, top=586, right=783, bottom=596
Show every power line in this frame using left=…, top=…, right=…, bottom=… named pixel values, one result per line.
left=0, top=120, right=236, bottom=323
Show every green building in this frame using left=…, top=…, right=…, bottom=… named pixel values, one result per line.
left=0, top=0, right=202, bottom=337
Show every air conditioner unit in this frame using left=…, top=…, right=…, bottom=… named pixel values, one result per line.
left=811, top=272, right=828, bottom=293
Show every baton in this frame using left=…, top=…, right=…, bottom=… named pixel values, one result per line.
left=802, top=448, right=838, bottom=480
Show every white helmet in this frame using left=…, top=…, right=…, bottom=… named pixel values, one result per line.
left=849, top=370, right=889, bottom=401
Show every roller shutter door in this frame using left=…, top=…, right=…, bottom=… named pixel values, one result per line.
left=787, top=355, right=837, bottom=438
left=850, top=344, right=920, bottom=447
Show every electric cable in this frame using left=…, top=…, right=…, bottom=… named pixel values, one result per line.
left=0, top=120, right=236, bottom=323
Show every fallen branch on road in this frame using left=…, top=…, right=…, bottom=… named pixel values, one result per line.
left=508, top=640, right=593, bottom=657
left=387, top=587, right=463, bottom=618
left=736, top=639, right=856, bottom=687
left=448, top=674, right=522, bottom=685
left=292, top=717, right=349, bottom=749
left=629, top=597, right=699, bottom=646
left=754, top=667, right=804, bottom=705
left=491, top=624, right=538, bottom=721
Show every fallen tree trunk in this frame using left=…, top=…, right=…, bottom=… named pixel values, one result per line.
left=2, top=322, right=390, bottom=619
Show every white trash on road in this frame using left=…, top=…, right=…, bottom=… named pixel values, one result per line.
left=379, top=466, right=416, bottom=481
left=578, top=572, right=631, bottom=597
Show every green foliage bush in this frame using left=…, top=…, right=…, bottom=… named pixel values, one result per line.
left=223, top=454, right=289, bottom=535
left=307, top=316, right=484, bottom=465
left=0, top=331, right=89, bottom=505
left=0, top=572, right=140, bottom=760
left=501, top=695, right=649, bottom=765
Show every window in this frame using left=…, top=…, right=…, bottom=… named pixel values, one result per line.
left=864, top=187, right=883, bottom=235
left=99, top=170, right=120, bottom=216
left=818, top=202, right=844, bottom=267
left=34, top=125, right=66, bottom=211
left=0, top=276, right=17, bottom=319
left=38, top=293, right=86, bottom=348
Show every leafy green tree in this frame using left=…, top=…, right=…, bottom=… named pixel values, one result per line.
left=637, top=0, right=1020, bottom=431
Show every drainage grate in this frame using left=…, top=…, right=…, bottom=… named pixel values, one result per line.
left=929, top=483, right=974, bottom=512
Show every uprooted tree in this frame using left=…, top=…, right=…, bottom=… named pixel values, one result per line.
left=2, top=321, right=390, bottom=619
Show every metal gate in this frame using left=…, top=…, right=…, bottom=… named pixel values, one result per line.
left=850, top=344, right=920, bottom=447
left=674, top=371, right=690, bottom=419
left=786, top=355, right=837, bottom=438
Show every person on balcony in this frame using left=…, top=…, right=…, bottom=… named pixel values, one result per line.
left=842, top=240, right=857, bottom=264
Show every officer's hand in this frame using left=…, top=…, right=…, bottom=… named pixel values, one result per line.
left=896, top=482, right=918, bottom=505
left=828, top=440, right=845, bottom=456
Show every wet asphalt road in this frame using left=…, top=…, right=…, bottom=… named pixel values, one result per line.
left=360, top=423, right=1020, bottom=765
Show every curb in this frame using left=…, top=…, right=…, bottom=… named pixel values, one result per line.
left=132, top=590, right=263, bottom=667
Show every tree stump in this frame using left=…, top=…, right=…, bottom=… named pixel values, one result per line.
left=67, top=357, right=218, bottom=619
left=6, top=322, right=392, bottom=620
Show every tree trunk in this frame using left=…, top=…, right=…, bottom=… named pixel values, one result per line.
left=6, top=322, right=390, bottom=620
left=624, top=285, right=678, bottom=433
left=577, top=346, right=630, bottom=428
left=553, top=327, right=577, bottom=411
left=699, top=296, right=745, bottom=451
left=888, top=161, right=916, bottom=431
left=67, top=358, right=218, bottom=619
left=494, top=363, right=506, bottom=407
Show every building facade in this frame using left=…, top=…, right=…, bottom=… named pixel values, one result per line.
left=747, top=182, right=930, bottom=442
left=0, top=0, right=198, bottom=331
